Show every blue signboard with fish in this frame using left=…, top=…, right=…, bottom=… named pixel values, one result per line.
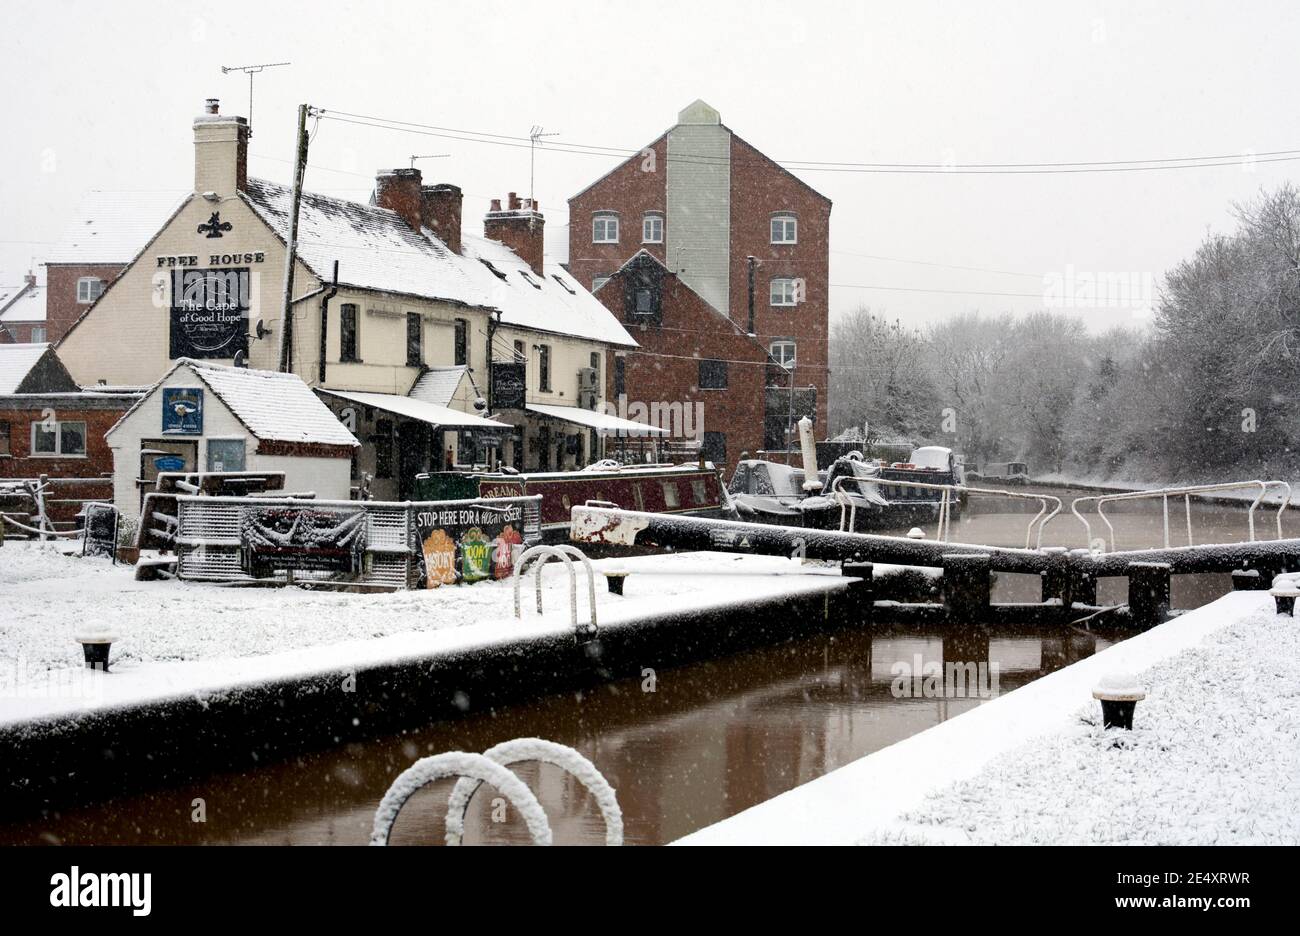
left=162, top=387, right=204, bottom=434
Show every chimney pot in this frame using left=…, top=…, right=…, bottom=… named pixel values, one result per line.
left=24, top=271, right=36, bottom=287
left=508, top=192, right=520, bottom=211
left=490, top=198, right=502, bottom=212
left=205, top=98, right=220, bottom=114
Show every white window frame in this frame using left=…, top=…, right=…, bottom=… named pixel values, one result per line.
left=592, top=214, right=619, bottom=244
left=770, top=214, right=798, bottom=245
left=592, top=276, right=611, bottom=292
left=30, top=419, right=87, bottom=457
left=770, top=277, right=798, bottom=307
left=642, top=213, right=664, bottom=244
left=30, top=326, right=47, bottom=343
left=770, top=340, right=797, bottom=368
left=76, top=277, right=104, bottom=304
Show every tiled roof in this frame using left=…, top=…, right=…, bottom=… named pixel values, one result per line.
left=242, top=178, right=636, bottom=347
left=45, top=190, right=189, bottom=265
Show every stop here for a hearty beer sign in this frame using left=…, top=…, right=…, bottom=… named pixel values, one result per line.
left=414, top=503, right=525, bottom=588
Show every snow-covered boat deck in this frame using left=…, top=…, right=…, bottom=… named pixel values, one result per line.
left=0, top=542, right=851, bottom=730
left=677, top=588, right=1300, bottom=845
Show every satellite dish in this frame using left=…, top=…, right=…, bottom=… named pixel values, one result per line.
left=255, top=319, right=270, bottom=340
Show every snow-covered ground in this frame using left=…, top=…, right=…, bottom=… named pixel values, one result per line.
left=677, top=589, right=1299, bottom=845
left=0, top=541, right=849, bottom=728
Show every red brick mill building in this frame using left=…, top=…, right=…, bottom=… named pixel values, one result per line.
left=568, top=100, right=831, bottom=468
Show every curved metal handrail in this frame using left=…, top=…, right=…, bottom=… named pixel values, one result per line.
left=830, top=474, right=1060, bottom=548
left=513, top=544, right=599, bottom=639
left=1069, top=480, right=1292, bottom=552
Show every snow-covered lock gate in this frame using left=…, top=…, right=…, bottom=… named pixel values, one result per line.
left=174, top=494, right=543, bottom=589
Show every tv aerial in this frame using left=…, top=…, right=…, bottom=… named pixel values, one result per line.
left=220, top=61, right=291, bottom=137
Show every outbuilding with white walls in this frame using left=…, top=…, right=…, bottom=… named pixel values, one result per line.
left=106, top=359, right=358, bottom=518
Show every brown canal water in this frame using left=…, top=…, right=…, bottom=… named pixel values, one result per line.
left=0, top=486, right=1276, bottom=846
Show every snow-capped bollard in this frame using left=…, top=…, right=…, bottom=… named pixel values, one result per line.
left=603, top=570, right=628, bottom=596
left=1092, top=672, right=1146, bottom=730
left=75, top=633, right=117, bottom=672
left=906, top=527, right=925, bottom=540
left=1270, top=586, right=1299, bottom=616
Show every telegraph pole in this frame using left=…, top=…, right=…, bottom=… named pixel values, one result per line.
left=279, top=103, right=311, bottom=373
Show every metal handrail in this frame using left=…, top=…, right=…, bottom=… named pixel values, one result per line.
left=830, top=475, right=1061, bottom=548
left=513, top=544, right=599, bottom=640
left=1068, top=480, right=1292, bottom=552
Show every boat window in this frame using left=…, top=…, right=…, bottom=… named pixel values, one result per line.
left=691, top=479, right=709, bottom=504
left=633, top=483, right=645, bottom=511
left=728, top=464, right=749, bottom=495
left=662, top=481, right=680, bottom=509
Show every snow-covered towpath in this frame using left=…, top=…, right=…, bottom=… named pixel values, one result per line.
left=678, top=589, right=1300, bottom=845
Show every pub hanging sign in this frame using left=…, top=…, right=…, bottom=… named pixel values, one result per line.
left=170, top=267, right=250, bottom=359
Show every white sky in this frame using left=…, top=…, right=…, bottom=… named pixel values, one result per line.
left=2, top=0, right=1297, bottom=331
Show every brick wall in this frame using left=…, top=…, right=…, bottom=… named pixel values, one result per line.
left=44, top=263, right=127, bottom=344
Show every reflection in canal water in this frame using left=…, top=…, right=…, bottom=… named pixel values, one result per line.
left=3, top=625, right=1112, bottom=846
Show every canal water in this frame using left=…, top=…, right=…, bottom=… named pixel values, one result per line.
left=0, top=486, right=1278, bottom=846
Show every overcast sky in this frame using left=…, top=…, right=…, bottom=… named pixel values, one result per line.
left=3, top=0, right=1297, bottom=331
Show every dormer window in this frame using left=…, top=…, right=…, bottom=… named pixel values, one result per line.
left=76, top=277, right=104, bottom=304
left=592, top=212, right=619, bottom=244
left=770, top=213, right=797, bottom=245
left=642, top=212, right=664, bottom=244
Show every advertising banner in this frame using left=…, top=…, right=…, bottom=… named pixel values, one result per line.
left=413, top=501, right=526, bottom=588
left=241, top=504, right=368, bottom=577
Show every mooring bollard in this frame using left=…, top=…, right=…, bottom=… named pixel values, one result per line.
left=1127, top=561, right=1171, bottom=629
left=943, top=553, right=991, bottom=620
left=602, top=570, right=629, bottom=596
left=1092, top=672, right=1146, bottom=729
left=1270, top=586, right=1299, bottom=616
left=75, top=633, right=117, bottom=672
left=1230, top=569, right=1266, bottom=591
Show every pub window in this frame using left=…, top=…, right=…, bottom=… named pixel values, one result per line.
left=513, top=339, right=526, bottom=363
left=642, top=213, right=664, bottom=243
left=339, top=303, right=360, bottom=362
left=30, top=420, right=86, bottom=456
left=76, top=277, right=104, bottom=304
left=454, top=318, right=469, bottom=366
left=614, top=356, right=626, bottom=397
left=589, top=351, right=601, bottom=381
left=0, top=421, right=10, bottom=456
left=374, top=419, right=394, bottom=479
left=592, top=212, right=619, bottom=244
left=698, top=358, right=728, bottom=390
left=406, top=313, right=423, bottom=366
left=770, top=213, right=797, bottom=244
left=538, top=344, right=552, bottom=392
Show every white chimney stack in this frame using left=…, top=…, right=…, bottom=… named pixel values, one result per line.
left=193, top=97, right=249, bottom=195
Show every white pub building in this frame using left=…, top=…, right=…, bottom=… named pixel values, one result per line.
left=55, top=99, right=645, bottom=500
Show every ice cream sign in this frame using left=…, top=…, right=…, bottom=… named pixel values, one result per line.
left=414, top=502, right=526, bottom=589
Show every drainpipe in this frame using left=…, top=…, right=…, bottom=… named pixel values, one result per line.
left=486, top=309, right=502, bottom=412
left=318, top=261, right=338, bottom=385
left=746, top=255, right=757, bottom=335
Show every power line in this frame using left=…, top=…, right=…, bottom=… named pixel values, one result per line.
left=830, top=282, right=1049, bottom=299
left=317, top=108, right=1300, bottom=176
left=830, top=248, right=1044, bottom=280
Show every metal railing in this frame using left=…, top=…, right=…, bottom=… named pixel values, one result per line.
left=513, top=544, right=599, bottom=641
left=831, top=475, right=1062, bottom=548
left=1067, top=480, right=1292, bottom=552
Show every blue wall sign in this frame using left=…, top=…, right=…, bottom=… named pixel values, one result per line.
left=162, top=387, right=204, bottom=434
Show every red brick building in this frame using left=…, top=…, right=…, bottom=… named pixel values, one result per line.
left=0, top=274, right=47, bottom=344
left=568, top=100, right=831, bottom=468
left=42, top=190, right=185, bottom=344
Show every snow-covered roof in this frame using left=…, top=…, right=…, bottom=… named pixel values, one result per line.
left=0, top=285, right=46, bottom=324
left=526, top=402, right=669, bottom=436
left=242, top=178, right=636, bottom=347
left=0, top=344, right=54, bottom=394
left=317, top=388, right=512, bottom=430
left=45, top=190, right=189, bottom=265
left=107, top=360, right=359, bottom=447
left=408, top=366, right=468, bottom=407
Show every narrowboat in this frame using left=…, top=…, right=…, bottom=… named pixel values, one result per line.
left=413, top=460, right=733, bottom=542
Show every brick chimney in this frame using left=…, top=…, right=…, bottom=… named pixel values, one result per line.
left=484, top=192, right=545, bottom=275
left=375, top=168, right=423, bottom=231
left=421, top=183, right=462, bottom=253
left=193, top=98, right=249, bottom=195
left=24, top=271, right=36, bottom=287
